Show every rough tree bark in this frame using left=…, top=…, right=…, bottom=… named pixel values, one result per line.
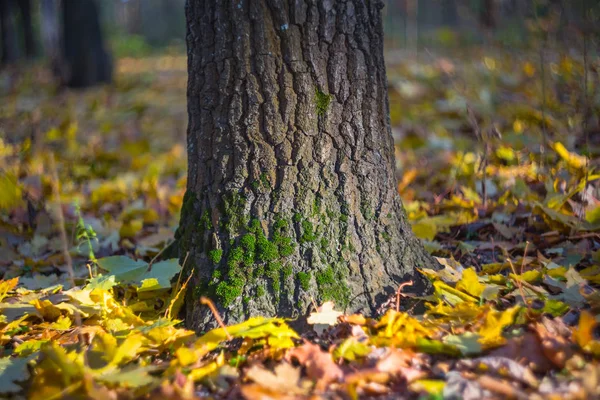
left=179, top=0, right=436, bottom=331
left=61, top=0, right=112, bottom=88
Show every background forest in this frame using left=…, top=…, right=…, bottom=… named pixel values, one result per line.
left=1, top=0, right=599, bottom=398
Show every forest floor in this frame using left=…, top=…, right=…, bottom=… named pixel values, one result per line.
left=0, top=48, right=599, bottom=399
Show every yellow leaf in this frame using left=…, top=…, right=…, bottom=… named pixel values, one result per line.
left=574, top=310, right=595, bottom=348
left=109, top=334, right=147, bottom=367
left=411, top=219, right=437, bottom=241
left=92, top=332, right=118, bottom=363
left=166, top=273, right=191, bottom=320
left=267, top=335, right=296, bottom=349
left=434, top=281, right=478, bottom=305
left=586, top=206, right=600, bottom=224
left=120, top=219, right=144, bottom=238
left=0, top=172, right=22, bottom=210
left=551, top=141, right=587, bottom=169
left=375, top=310, right=433, bottom=347
left=188, top=352, right=224, bottom=381
left=31, top=299, right=63, bottom=322
left=175, top=347, right=198, bottom=367
left=456, top=268, right=484, bottom=298
left=510, top=270, right=542, bottom=284
left=333, top=337, right=371, bottom=361
left=0, top=277, right=18, bottom=302
left=478, top=306, right=519, bottom=348
left=49, top=315, right=72, bottom=331
left=523, top=62, right=535, bottom=77
left=410, top=379, right=445, bottom=395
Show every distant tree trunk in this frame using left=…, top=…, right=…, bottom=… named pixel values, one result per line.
left=179, top=0, right=436, bottom=331
left=480, top=0, right=496, bottom=30
left=17, top=0, right=34, bottom=58
left=61, top=0, right=112, bottom=87
left=125, top=0, right=142, bottom=35
left=441, top=0, right=458, bottom=26
left=41, top=0, right=60, bottom=71
left=0, top=0, right=18, bottom=64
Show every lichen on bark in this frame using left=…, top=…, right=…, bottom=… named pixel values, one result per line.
left=180, top=0, right=437, bottom=331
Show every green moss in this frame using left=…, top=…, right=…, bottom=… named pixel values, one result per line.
left=278, top=239, right=295, bottom=257
left=198, top=210, right=212, bottom=231
left=257, top=234, right=279, bottom=262
left=254, top=264, right=265, bottom=277
left=320, top=237, right=329, bottom=252
left=273, top=217, right=287, bottom=231
left=228, top=247, right=244, bottom=267
left=208, top=249, right=223, bottom=264
left=260, top=173, right=270, bottom=188
left=267, top=262, right=283, bottom=296
left=297, top=272, right=311, bottom=291
left=360, top=200, right=374, bottom=220
left=257, top=286, right=265, bottom=297
left=243, top=296, right=250, bottom=304
left=272, top=279, right=281, bottom=295
left=340, top=214, right=348, bottom=223
left=212, top=269, right=222, bottom=280
left=315, top=88, right=332, bottom=117
left=242, top=251, right=255, bottom=267
left=312, top=196, right=321, bottom=215
left=293, top=212, right=302, bottom=223
left=240, top=233, right=256, bottom=251
left=271, top=188, right=281, bottom=201
left=248, top=218, right=262, bottom=234
left=213, top=215, right=297, bottom=306
left=223, top=192, right=247, bottom=235
left=382, top=232, right=392, bottom=242
left=300, top=219, right=317, bottom=243
left=316, top=266, right=350, bottom=306
left=216, top=277, right=244, bottom=307
left=282, top=264, right=293, bottom=279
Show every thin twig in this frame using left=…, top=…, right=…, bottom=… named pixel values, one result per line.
left=49, top=154, right=86, bottom=352
left=148, top=238, right=175, bottom=269
left=395, top=280, right=414, bottom=312
left=508, top=256, right=531, bottom=316
left=200, top=296, right=232, bottom=340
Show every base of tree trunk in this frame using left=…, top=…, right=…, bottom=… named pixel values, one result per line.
left=179, top=0, right=438, bottom=332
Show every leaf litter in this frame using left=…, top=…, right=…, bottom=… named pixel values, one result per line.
left=0, top=48, right=599, bottom=398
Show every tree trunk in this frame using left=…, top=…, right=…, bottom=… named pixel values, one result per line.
left=179, top=0, right=435, bottom=331
left=0, top=0, right=18, bottom=65
left=16, top=0, right=34, bottom=58
left=61, top=0, right=112, bottom=88
left=441, top=0, right=458, bottom=27
left=41, top=0, right=60, bottom=72
left=479, top=0, right=496, bottom=30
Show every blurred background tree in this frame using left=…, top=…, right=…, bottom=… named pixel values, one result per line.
left=1, top=0, right=597, bottom=81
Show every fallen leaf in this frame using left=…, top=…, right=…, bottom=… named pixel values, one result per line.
left=286, top=341, right=343, bottom=391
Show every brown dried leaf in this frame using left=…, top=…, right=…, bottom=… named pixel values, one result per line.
left=532, top=319, right=575, bottom=369
left=286, top=342, right=343, bottom=391
left=457, top=356, right=539, bottom=388
left=489, top=332, right=553, bottom=372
